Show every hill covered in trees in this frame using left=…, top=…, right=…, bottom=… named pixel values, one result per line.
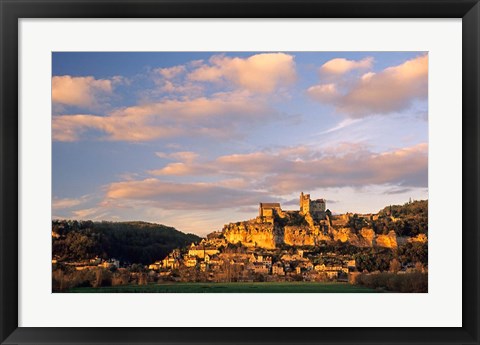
left=52, top=220, right=201, bottom=265
left=371, top=200, right=428, bottom=236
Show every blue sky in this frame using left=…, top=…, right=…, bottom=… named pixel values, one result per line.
left=52, top=52, right=428, bottom=236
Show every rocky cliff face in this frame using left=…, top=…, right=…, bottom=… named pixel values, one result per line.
left=408, top=233, right=428, bottom=243
left=359, top=228, right=375, bottom=246
left=330, top=227, right=376, bottom=247
left=374, top=230, right=398, bottom=249
left=223, top=220, right=278, bottom=249
left=222, top=212, right=403, bottom=250
left=283, top=226, right=331, bottom=246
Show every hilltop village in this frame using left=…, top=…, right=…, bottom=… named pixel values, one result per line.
left=52, top=193, right=428, bottom=291
left=147, top=193, right=428, bottom=284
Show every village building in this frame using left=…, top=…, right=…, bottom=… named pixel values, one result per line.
left=253, top=262, right=270, bottom=274
left=184, top=256, right=198, bottom=268
left=148, top=261, right=162, bottom=270
left=272, top=262, right=285, bottom=275
left=98, top=258, right=120, bottom=269
left=161, top=254, right=180, bottom=269
left=188, top=243, right=219, bottom=258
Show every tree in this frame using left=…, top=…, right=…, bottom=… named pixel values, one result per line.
left=389, top=258, right=401, bottom=273
left=325, top=209, right=332, bottom=219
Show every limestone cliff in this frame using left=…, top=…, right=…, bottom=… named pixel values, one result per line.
left=408, top=233, right=428, bottom=244
left=374, top=230, right=398, bottom=249
left=359, top=228, right=375, bottom=247
left=222, top=211, right=403, bottom=250
left=332, top=227, right=351, bottom=243
left=222, top=220, right=278, bottom=249
left=283, top=226, right=330, bottom=246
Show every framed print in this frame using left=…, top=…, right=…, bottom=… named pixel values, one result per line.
left=1, top=0, right=479, bottom=344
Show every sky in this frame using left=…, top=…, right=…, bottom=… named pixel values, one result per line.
left=52, top=51, right=428, bottom=236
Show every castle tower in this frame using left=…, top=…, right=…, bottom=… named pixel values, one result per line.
left=300, top=192, right=311, bottom=215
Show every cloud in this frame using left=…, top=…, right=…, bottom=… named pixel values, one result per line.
left=52, top=75, right=114, bottom=108
left=154, top=65, right=186, bottom=79
left=188, top=53, right=296, bottom=93
left=67, top=143, right=427, bottom=229
left=52, top=197, right=83, bottom=210
left=146, top=143, right=428, bottom=194
left=72, top=208, right=101, bottom=219
left=237, top=206, right=259, bottom=213
left=384, top=187, right=414, bottom=195
left=155, top=151, right=198, bottom=162
left=52, top=194, right=93, bottom=210
left=320, top=57, right=373, bottom=75
left=321, top=118, right=362, bottom=134
left=52, top=91, right=274, bottom=142
left=151, top=65, right=204, bottom=97
left=264, top=143, right=428, bottom=193
left=156, top=80, right=204, bottom=96
left=306, top=83, right=339, bottom=102
left=148, top=162, right=214, bottom=176
left=103, top=178, right=271, bottom=210
left=283, top=198, right=300, bottom=206
left=308, top=54, right=428, bottom=117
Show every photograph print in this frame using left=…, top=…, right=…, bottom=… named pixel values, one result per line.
left=51, top=51, right=428, bottom=293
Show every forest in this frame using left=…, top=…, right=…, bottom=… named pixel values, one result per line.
left=52, top=220, right=200, bottom=265
left=346, top=200, right=428, bottom=237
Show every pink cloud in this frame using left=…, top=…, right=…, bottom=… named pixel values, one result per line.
left=146, top=143, right=428, bottom=194
left=52, top=75, right=114, bottom=108
left=306, top=83, right=339, bottom=102
left=155, top=151, right=198, bottom=162
left=104, top=178, right=270, bottom=210
left=52, top=197, right=82, bottom=210
left=154, top=65, right=186, bottom=79
left=308, top=54, right=428, bottom=117
left=52, top=91, right=274, bottom=142
left=320, top=57, right=374, bottom=75
left=87, top=143, right=427, bottom=218
left=188, top=53, right=296, bottom=93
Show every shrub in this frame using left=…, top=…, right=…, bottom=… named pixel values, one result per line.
left=355, top=272, right=427, bottom=293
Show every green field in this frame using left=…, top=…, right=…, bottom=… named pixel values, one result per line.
left=68, top=282, right=378, bottom=293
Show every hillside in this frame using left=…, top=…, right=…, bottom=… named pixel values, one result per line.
left=372, top=200, right=428, bottom=236
left=221, top=200, right=428, bottom=250
left=52, top=220, right=201, bottom=265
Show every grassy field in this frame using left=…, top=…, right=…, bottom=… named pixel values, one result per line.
left=68, top=282, right=379, bottom=293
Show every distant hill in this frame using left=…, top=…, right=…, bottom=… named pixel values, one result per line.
left=373, top=200, right=428, bottom=236
left=52, top=220, right=201, bottom=265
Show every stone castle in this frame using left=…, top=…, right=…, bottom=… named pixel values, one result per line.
left=222, top=192, right=403, bottom=250
left=258, top=192, right=326, bottom=224
left=299, top=192, right=326, bottom=216
left=223, top=192, right=331, bottom=249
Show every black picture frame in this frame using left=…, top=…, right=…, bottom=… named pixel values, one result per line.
left=1, top=0, right=479, bottom=344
